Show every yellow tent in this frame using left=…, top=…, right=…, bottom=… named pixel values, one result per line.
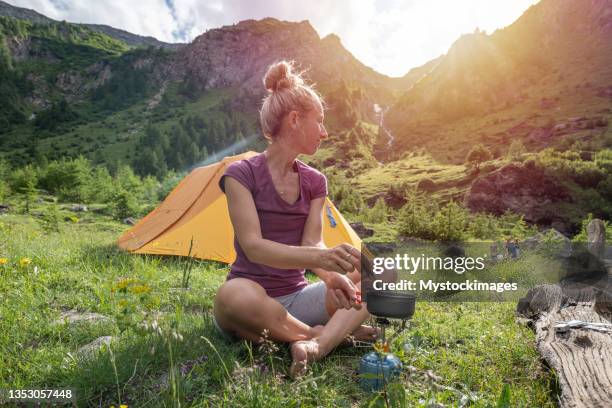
left=117, top=151, right=362, bottom=263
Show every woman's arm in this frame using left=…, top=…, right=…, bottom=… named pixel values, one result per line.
left=301, top=195, right=361, bottom=309
left=224, top=177, right=358, bottom=273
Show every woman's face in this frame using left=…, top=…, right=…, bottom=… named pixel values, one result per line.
left=295, top=105, right=328, bottom=155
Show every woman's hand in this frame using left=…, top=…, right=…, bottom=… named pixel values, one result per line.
left=325, top=272, right=362, bottom=310
left=316, top=244, right=361, bottom=274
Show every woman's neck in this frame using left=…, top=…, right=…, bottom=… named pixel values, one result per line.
left=265, top=142, right=298, bottom=176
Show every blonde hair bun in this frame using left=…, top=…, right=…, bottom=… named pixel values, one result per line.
left=260, top=60, right=323, bottom=140
left=263, top=60, right=304, bottom=93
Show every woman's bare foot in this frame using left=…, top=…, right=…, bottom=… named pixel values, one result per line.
left=289, top=340, right=322, bottom=378
left=342, top=325, right=380, bottom=346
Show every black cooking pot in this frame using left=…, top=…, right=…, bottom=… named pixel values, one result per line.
left=365, top=290, right=416, bottom=319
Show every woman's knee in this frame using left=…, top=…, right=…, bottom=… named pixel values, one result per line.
left=214, top=278, right=268, bottom=319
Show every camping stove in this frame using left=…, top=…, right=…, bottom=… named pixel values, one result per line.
left=356, top=291, right=416, bottom=391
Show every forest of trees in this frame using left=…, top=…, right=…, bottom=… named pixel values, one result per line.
left=132, top=109, right=254, bottom=178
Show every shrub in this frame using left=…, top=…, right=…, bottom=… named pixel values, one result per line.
left=38, top=203, right=61, bottom=233
left=507, top=139, right=526, bottom=161
left=364, top=198, right=388, bottom=224
left=466, top=144, right=492, bottom=171
left=113, top=189, right=138, bottom=220
left=39, top=156, right=93, bottom=202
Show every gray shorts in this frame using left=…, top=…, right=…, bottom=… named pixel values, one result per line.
left=212, top=281, right=330, bottom=341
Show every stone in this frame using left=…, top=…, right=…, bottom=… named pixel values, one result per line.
left=465, top=164, right=570, bottom=225
left=76, top=336, right=113, bottom=359
left=69, top=204, right=88, bottom=212
left=123, top=217, right=136, bottom=226
left=350, top=222, right=374, bottom=238
left=53, top=310, right=111, bottom=326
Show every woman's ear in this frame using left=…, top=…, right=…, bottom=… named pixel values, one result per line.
left=287, top=110, right=299, bottom=130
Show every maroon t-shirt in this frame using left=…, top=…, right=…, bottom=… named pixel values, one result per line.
left=219, top=152, right=328, bottom=297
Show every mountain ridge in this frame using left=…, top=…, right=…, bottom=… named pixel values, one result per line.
left=0, top=0, right=183, bottom=49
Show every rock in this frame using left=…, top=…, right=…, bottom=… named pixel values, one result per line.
left=349, top=222, right=374, bottom=238
left=53, top=310, right=111, bottom=326
left=417, top=178, right=437, bottom=192
left=69, top=204, right=88, bottom=212
left=465, top=164, right=570, bottom=225
left=366, top=242, right=398, bottom=254
left=539, top=98, right=556, bottom=109
left=0, top=204, right=10, bottom=214
left=76, top=336, right=113, bottom=359
left=322, top=157, right=336, bottom=167
left=123, top=217, right=136, bottom=226
left=527, top=127, right=553, bottom=143
left=366, top=191, right=406, bottom=209
left=586, top=219, right=606, bottom=259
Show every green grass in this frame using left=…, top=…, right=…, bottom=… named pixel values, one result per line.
left=0, top=198, right=557, bottom=407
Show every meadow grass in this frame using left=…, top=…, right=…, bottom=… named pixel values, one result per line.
left=0, top=204, right=557, bottom=407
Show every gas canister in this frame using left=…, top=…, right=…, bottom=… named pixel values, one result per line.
left=358, top=351, right=402, bottom=391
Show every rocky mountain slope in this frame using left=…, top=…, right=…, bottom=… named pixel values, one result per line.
left=385, top=0, right=612, bottom=162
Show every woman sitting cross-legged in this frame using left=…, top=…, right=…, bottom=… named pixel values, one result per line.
left=213, top=60, right=376, bottom=378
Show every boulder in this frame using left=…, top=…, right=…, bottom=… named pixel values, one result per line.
left=53, top=310, right=112, bottom=326
left=527, top=127, right=553, bottom=143
left=123, top=217, right=137, bottom=226
left=76, top=336, right=113, bottom=359
left=0, top=204, right=10, bottom=214
left=349, top=222, right=374, bottom=238
left=69, top=204, right=88, bottom=212
left=366, top=191, right=406, bottom=209
left=465, top=164, right=570, bottom=225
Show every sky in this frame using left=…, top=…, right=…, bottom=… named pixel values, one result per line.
left=7, top=0, right=540, bottom=77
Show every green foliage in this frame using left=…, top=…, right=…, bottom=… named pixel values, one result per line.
left=112, top=189, right=138, bottom=220
left=572, top=213, right=612, bottom=242
left=468, top=213, right=500, bottom=240
left=398, top=188, right=535, bottom=242
left=8, top=164, right=37, bottom=195
left=83, top=166, right=116, bottom=203
left=325, top=79, right=362, bottom=129
left=34, top=99, right=78, bottom=131
left=0, top=35, right=29, bottom=131
left=133, top=108, right=253, bottom=177
left=91, top=50, right=155, bottom=112
left=38, top=202, right=61, bottom=233
left=507, top=139, right=526, bottom=161
left=466, top=144, right=492, bottom=170
left=0, top=159, right=10, bottom=201
left=38, top=156, right=93, bottom=202
left=496, top=383, right=512, bottom=408
left=364, top=197, right=388, bottom=223
left=530, top=148, right=612, bottom=222
left=9, top=164, right=37, bottom=213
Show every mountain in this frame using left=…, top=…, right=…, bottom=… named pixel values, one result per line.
left=0, top=12, right=409, bottom=173
left=0, top=0, right=610, bottom=231
left=385, top=0, right=612, bottom=163
left=0, top=0, right=182, bottom=49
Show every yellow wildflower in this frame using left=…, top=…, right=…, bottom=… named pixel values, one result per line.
left=114, top=278, right=137, bottom=290
left=19, top=257, right=32, bottom=267
left=129, top=285, right=151, bottom=295
left=118, top=300, right=128, bottom=308
left=0, top=258, right=8, bottom=265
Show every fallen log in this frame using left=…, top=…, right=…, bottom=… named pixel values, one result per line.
left=517, top=219, right=612, bottom=408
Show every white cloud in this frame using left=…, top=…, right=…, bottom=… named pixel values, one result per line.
left=5, top=0, right=540, bottom=76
